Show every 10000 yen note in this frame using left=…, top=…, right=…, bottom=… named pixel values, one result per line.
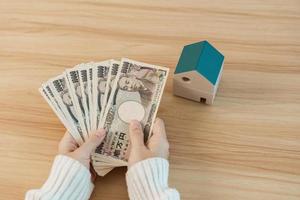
left=49, top=75, right=85, bottom=144
left=92, top=61, right=111, bottom=131
left=87, top=65, right=94, bottom=131
left=40, top=85, right=83, bottom=140
left=65, top=68, right=89, bottom=140
left=96, top=58, right=169, bottom=161
left=100, top=60, right=120, bottom=123
left=78, top=65, right=91, bottom=132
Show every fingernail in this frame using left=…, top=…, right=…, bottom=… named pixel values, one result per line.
left=131, top=119, right=140, bottom=125
left=95, top=129, right=105, bottom=137
left=130, top=120, right=139, bottom=127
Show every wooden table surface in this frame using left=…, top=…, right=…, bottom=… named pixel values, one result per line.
left=0, top=0, right=299, bottom=199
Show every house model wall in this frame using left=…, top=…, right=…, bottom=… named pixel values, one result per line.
left=173, top=41, right=224, bottom=105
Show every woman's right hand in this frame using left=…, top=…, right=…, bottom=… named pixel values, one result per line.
left=128, top=118, right=169, bottom=168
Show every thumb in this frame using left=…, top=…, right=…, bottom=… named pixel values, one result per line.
left=129, top=120, right=145, bottom=149
left=77, top=129, right=106, bottom=155
left=151, top=118, right=167, bottom=139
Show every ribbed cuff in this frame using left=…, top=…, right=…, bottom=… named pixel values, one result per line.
left=25, top=155, right=94, bottom=200
left=126, top=157, right=180, bottom=200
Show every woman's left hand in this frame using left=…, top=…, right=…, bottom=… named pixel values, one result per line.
left=58, top=129, right=106, bottom=180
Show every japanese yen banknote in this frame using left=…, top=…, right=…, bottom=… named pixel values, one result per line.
left=39, top=58, right=169, bottom=176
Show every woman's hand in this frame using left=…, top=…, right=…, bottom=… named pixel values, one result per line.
left=128, top=118, right=169, bottom=168
left=58, top=129, right=106, bottom=170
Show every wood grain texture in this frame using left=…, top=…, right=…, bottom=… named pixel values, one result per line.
left=0, top=0, right=299, bottom=199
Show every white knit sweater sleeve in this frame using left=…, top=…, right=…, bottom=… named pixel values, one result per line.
left=25, top=155, right=94, bottom=200
left=126, top=157, right=180, bottom=200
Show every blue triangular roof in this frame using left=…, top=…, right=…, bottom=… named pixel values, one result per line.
left=175, top=41, right=224, bottom=85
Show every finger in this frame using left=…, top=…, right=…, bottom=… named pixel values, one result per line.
left=77, top=129, right=106, bottom=155
left=59, top=131, right=78, bottom=154
left=129, top=120, right=145, bottom=148
left=151, top=118, right=167, bottom=139
left=61, top=131, right=75, bottom=143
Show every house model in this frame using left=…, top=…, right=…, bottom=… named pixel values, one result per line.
left=173, top=40, right=224, bottom=104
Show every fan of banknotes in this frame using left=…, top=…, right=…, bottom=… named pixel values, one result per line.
left=39, top=58, right=169, bottom=176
